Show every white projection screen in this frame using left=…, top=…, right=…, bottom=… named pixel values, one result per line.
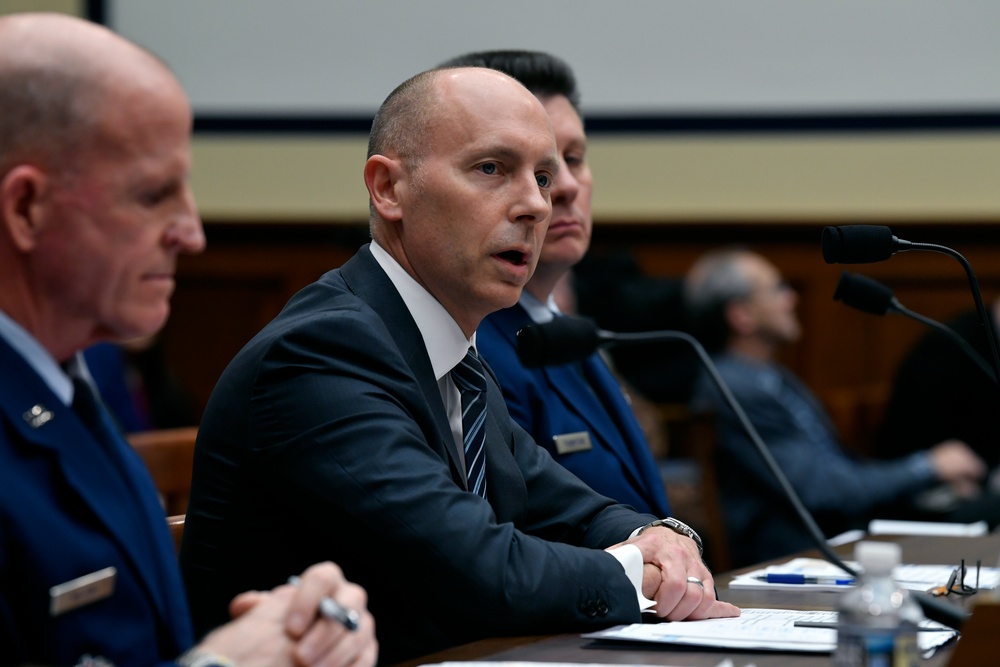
left=98, top=0, right=1000, bottom=129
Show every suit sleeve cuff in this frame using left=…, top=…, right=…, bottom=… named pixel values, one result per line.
left=606, top=543, right=656, bottom=612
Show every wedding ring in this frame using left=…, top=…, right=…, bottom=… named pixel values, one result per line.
left=686, top=576, right=704, bottom=588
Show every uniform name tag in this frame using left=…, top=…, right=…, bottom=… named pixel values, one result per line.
left=50, top=566, right=116, bottom=616
left=553, top=431, right=592, bottom=454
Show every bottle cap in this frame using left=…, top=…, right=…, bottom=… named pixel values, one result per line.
left=855, top=541, right=901, bottom=576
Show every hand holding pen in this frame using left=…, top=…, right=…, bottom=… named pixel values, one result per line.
left=284, top=561, right=376, bottom=665
left=218, top=561, right=377, bottom=666
left=288, top=574, right=360, bottom=630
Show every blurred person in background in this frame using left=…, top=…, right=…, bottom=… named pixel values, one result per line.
left=684, top=248, right=987, bottom=567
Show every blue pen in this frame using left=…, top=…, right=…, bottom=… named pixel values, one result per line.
left=756, top=573, right=855, bottom=585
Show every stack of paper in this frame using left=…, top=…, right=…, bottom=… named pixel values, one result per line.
left=728, top=557, right=1000, bottom=593
left=868, top=520, right=988, bottom=537
left=583, top=608, right=956, bottom=653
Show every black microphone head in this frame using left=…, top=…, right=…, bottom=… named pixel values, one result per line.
left=516, top=317, right=601, bottom=367
left=821, top=225, right=896, bottom=264
left=833, top=271, right=895, bottom=315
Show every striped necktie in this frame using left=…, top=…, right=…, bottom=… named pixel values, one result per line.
left=451, top=348, right=488, bottom=498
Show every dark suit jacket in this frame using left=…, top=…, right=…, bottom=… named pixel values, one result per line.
left=181, top=245, right=653, bottom=664
left=0, top=336, right=192, bottom=666
left=878, top=310, right=1000, bottom=470
left=478, top=304, right=671, bottom=517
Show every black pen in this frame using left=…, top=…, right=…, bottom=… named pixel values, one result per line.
left=287, top=575, right=360, bottom=631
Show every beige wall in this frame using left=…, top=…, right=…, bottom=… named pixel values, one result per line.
left=0, top=0, right=80, bottom=16
left=191, top=132, right=1000, bottom=223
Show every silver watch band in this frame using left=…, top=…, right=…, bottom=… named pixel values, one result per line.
left=637, top=517, right=704, bottom=555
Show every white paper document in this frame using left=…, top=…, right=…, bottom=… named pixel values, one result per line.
left=421, top=662, right=738, bottom=667
left=582, top=608, right=956, bottom=653
left=728, top=557, right=999, bottom=593
left=868, top=519, right=988, bottom=537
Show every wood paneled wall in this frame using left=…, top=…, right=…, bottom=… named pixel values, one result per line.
left=164, top=221, right=1000, bottom=433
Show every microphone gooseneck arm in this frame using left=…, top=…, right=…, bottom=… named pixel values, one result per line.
left=611, top=330, right=968, bottom=630
left=834, top=270, right=996, bottom=384
left=823, top=226, right=1000, bottom=387
left=891, top=301, right=997, bottom=383
left=610, top=330, right=857, bottom=577
left=517, top=318, right=969, bottom=629
left=906, top=241, right=1000, bottom=386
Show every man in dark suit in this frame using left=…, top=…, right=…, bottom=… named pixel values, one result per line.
left=181, top=67, right=739, bottom=664
left=443, top=50, right=671, bottom=518
left=877, top=302, right=1000, bottom=473
left=0, top=12, right=376, bottom=666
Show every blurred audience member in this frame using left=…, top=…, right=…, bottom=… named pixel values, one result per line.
left=574, top=250, right=700, bottom=404
left=877, top=300, right=1000, bottom=475
left=684, top=248, right=988, bottom=566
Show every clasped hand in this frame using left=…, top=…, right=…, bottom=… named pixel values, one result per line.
left=199, top=561, right=378, bottom=667
left=623, top=527, right=741, bottom=621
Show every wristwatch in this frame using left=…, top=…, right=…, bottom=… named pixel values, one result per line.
left=637, top=517, right=703, bottom=555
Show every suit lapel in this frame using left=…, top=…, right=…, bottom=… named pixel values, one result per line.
left=579, top=354, right=669, bottom=509
left=339, top=246, right=466, bottom=484
left=0, top=338, right=192, bottom=651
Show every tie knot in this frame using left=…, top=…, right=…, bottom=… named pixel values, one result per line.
left=451, top=348, right=487, bottom=395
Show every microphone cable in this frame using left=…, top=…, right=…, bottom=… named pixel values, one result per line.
left=517, top=316, right=970, bottom=630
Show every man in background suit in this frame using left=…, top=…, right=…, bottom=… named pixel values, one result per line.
left=182, top=66, right=738, bottom=665
left=684, top=248, right=986, bottom=567
left=0, top=12, right=376, bottom=666
left=877, top=301, right=1000, bottom=474
left=443, top=50, right=670, bottom=518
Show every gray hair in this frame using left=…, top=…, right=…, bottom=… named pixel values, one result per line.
left=0, top=57, right=100, bottom=176
left=683, top=248, right=754, bottom=352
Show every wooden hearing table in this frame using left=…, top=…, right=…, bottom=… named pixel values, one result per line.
left=394, top=533, right=1000, bottom=667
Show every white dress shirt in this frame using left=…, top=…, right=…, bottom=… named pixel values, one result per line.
left=369, top=242, right=654, bottom=612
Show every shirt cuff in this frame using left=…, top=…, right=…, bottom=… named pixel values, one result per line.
left=606, top=544, right=656, bottom=612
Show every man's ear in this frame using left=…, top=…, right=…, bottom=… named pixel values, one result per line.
left=0, top=165, right=48, bottom=252
left=725, top=300, right=755, bottom=337
left=364, top=155, right=405, bottom=223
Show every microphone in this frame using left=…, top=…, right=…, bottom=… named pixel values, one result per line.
left=833, top=271, right=895, bottom=315
left=834, top=271, right=996, bottom=383
left=822, top=224, right=1000, bottom=395
left=821, top=225, right=912, bottom=264
left=517, top=316, right=613, bottom=367
left=516, top=316, right=968, bottom=630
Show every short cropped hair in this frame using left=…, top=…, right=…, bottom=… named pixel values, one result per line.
left=367, top=68, right=442, bottom=166
left=683, top=248, right=755, bottom=353
left=0, top=58, right=98, bottom=175
left=440, top=49, right=580, bottom=114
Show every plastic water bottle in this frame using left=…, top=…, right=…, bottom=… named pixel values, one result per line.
left=832, top=541, right=922, bottom=667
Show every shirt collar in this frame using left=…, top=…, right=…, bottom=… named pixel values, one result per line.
left=518, top=290, right=558, bottom=324
left=0, top=308, right=74, bottom=405
left=369, top=241, right=473, bottom=379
